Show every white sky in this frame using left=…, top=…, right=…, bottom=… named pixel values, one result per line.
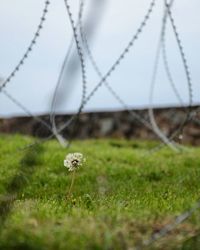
left=0, top=0, right=200, bottom=117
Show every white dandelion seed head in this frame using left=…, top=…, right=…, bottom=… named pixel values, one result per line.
left=64, top=152, right=85, bottom=171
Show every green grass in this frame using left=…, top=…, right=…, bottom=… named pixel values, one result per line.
left=0, top=134, right=200, bottom=249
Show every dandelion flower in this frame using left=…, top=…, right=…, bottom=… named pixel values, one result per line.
left=64, top=152, right=85, bottom=172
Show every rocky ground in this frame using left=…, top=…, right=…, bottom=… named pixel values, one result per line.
left=0, top=106, right=200, bottom=145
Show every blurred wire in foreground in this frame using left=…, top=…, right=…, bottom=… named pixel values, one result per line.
left=136, top=199, right=200, bottom=249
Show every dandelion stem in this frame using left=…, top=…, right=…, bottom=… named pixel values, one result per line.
left=67, top=170, right=76, bottom=199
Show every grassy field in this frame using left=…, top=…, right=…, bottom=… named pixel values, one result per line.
left=0, top=134, right=200, bottom=250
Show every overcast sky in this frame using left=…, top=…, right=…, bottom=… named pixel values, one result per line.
left=0, top=0, right=199, bottom=117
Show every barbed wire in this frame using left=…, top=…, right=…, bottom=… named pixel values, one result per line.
left=55, top=0, right=157, bottom=140
left=49, top=0, right=85, bottom=146
left=161, top=0, right=193, bottom=145
left=0, top=0, right=157, bottom=156
left=49, top=0, right=86, bottom=145
left=64, top=0, right=87, bottom=109
left=49, top=35, right=74, bottom=141
left=79, top=0, right=156, bottom=111
left=0, top=0, right=50, bottom=92
left=0, top=0, right=196, bottom=154
left=147, top=0, right=194, bottom=154
left=161, top=2, right=184, bottom=106
left=0, top=0, right=69, bottom=146
left=2, top=89, right=52, bottom=131
left=61, top=0, right=90, bottom=144
left=1, top=0, right=197, bottom=157
left=79, top=1, right=197, bottom=156
left=1, top=88, right=68, bottom=147
left=165, top=1, right=193, bottom=107
left=79, top=4, right=156, bottom=132
left=35, top=0, right=157, bottom=149
left=148, top=0, right=180, bottom=152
